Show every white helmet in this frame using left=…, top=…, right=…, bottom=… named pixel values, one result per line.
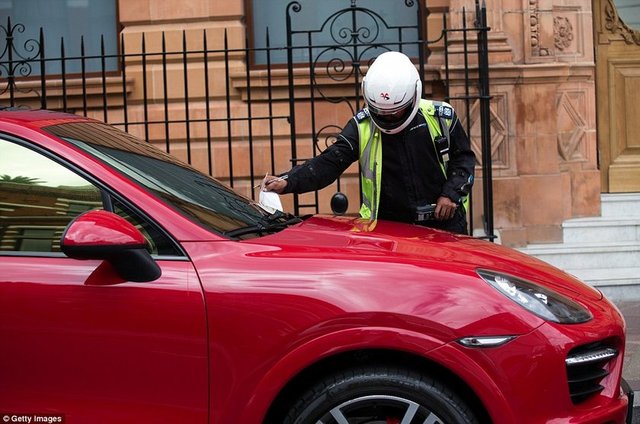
left=362, top=51, right=422, bottom=134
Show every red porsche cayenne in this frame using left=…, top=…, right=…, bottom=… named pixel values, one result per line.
left=0, top=109, right=633, bottom=423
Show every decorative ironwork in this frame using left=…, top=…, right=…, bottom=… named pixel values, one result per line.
left=314, top=124, right=344, bottom=155
left=0, top=17, right=43, bottom=104
left=286, top=0, right=423, bottom=156
left=604, top=0, right=640, bottom=45
left=285, top=0, right=493, bottom=238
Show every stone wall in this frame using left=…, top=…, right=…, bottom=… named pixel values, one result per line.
left=447, top=0, right=599, bottom=245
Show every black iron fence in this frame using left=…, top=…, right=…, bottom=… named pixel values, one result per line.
left=0, top=0, right=494, bottom=238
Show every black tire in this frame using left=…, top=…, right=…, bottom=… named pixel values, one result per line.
left=282, top=365, right=479, bottom=424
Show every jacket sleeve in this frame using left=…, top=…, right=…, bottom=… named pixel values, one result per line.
left=281, top=119, right=360, bottom=194
left=440, top=115, right=476, bottom=204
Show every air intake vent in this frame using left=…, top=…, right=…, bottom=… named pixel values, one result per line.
left=565, top=343, right=618, bottom=404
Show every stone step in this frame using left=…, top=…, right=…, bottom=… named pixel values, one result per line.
left=601, top=193, right=640, bottom=218
left=562, top=217, right=640, bottom=243
left=517, top=194, right=640, bottom=298
left=565, top=267, right=640, bottom=302
left=563, top=267, right=640, bottom=287
left=518, top=241, right=640, bottom=270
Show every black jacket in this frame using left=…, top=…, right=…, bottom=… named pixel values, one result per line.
left=282, top=104, right=476, bottom=231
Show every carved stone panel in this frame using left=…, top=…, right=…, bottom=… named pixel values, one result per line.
left=553, top=2, right=594, bottom=62
left=525, top=0, right=555, bottom=62
left=458, top=91, right=513, bottom=176
left=524, top=0, right=592, bottom=62
left=554, top=16, right=575, bottom=52
left=556, top=90, right=588, bottom=163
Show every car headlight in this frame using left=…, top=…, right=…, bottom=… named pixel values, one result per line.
left=477, top=269, right=592, bottom=324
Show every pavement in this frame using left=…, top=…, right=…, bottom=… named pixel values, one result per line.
left=612, top=298, right=640, bottom=423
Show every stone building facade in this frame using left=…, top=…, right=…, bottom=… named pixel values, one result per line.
left=10, top=0, right=639, bottom=247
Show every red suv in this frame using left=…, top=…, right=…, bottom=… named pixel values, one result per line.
left=0, top=109, right=633, bottom=423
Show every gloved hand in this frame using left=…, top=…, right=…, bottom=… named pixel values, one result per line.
left=435, top=196, right=457, bottom=220
left=262, top=174, right=288, bottom=194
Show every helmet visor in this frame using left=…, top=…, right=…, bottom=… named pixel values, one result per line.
left=368, top=100, right=415, bottom=131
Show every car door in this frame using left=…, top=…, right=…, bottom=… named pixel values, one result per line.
left=0, top=137, right=208, bottom=423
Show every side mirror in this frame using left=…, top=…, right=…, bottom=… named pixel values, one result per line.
left=330, top=192, right=349, bottom=215
left=61, top=210, right=161, bottom=282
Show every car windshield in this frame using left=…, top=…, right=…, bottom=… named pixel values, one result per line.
left=43, top=121, right=275, bottom=237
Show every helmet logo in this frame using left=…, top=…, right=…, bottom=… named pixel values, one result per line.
left=380, top=92, right=390, bottom=101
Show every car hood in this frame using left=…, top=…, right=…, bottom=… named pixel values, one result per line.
left=253, top=215, right=602, bottom=302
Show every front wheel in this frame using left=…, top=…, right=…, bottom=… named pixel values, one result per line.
left=282, top=366, right=480, bottom=424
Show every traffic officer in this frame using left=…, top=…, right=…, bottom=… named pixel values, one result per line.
left=263, top=51, right=476, bottom=235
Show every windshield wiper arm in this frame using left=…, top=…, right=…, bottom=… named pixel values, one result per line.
left=264, top=210, right=302, bottom=224
left=223, top=211, right=302, bottom=239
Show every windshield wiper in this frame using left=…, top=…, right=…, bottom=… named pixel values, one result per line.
left=223, top=210, right=302, bottom=239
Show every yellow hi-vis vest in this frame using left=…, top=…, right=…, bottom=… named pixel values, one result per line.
left=357, top=99, right=463, bottom=221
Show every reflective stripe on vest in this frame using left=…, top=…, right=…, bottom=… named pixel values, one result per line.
left=357, top=117, right=381, bottom=220
left=356, top=99, right=457, bottom=221
left=420, top=99, right=452, bottom=175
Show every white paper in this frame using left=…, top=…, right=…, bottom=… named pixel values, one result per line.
left=259, top=189, right=283, bottom=213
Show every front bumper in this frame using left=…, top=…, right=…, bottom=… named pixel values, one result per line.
left=442, top=315, right=629, bottom=424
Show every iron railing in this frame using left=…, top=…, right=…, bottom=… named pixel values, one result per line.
left=0, top=0, right=493, bottom=238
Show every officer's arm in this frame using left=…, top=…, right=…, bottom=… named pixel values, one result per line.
left=440, top=116, right=476, bottom=204
left=281, top=120, right=359, bottom=194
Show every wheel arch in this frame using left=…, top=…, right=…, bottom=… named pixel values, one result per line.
left=262, top=348, right=492, bottom=424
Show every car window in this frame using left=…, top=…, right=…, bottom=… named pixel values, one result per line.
left=110, top=197, right=182, bottom=257
left=0, top=138, right=102, bottom=253
left=43, top=121, right=272, bottom=235
left=0, top=138, right=182, bottom=256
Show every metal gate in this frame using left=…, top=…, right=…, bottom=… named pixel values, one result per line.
left=0, top=0, right=493, bottom=238
left=284, top=0, right=492, bottom=237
